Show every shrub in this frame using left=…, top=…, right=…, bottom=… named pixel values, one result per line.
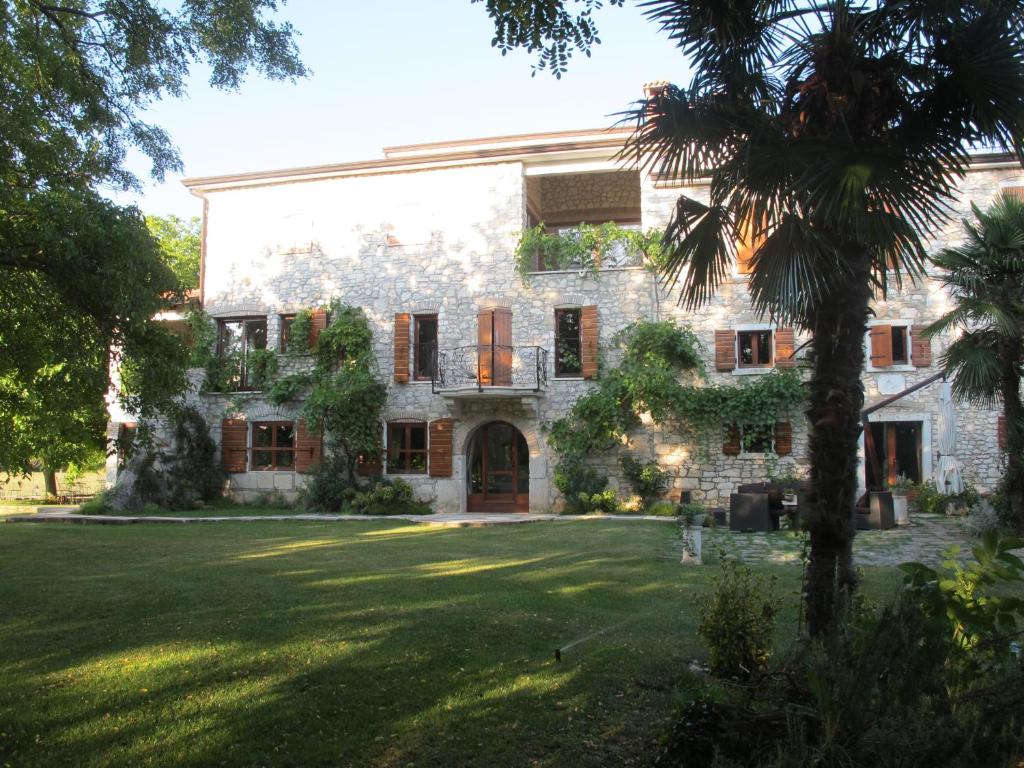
left=698, top=558, right=780, bottom=680
left=301, top=450, right=355, bottom=512
left=553, top=456, right=608, bottom=512
left=646, top=500, right=679, bottom=517
left=913, top=479, right=981, bottom=516
left=350, top=478, right=431, bottom=516
left=620, top=455, right=671, bottom=502
left=575, top=489, right=622, bottom=514
left=678, top=502, right=704, bottom=527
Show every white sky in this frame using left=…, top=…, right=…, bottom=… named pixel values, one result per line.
left=110, top=0, right=691, bottom=219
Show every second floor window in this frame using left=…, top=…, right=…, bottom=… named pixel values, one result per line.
left=279, top=314, right=296, bottom=352
left=414, top=314, right=438, bottom=380
left=554, top=308, right=582, bottom=377
left=217, top=317, right=267, bottom=390
left=738, top=330, right=772, bottom=368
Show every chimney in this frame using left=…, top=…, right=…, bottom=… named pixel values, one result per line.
left=643, top=80, right=670, bottom=100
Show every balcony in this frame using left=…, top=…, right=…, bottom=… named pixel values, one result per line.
left=432, top=345, right=548, bottom=397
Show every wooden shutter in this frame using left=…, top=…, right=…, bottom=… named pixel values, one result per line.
left=428, top=418, right=454, bottom=477
left=581, top=305, right=599, bottom=379
left=910, top=325, right=932, bottom=367
left=774, top=421, right=793, bottom=455
left=715, top=330, right=737, bottom=371
left=1005, top=186, right=1024, bottom=202
left=477, top=309, right=494, bottom=385
left=308, top=309, right=328, bottom=349
left=736, top=217, right=756, bottom=275
left=723, top=425, right=741, bottom=456
left=294, top=420, right=322, bottom=474
left=869, top=325, right=893, bottom=368
left=493, top=307, right=513, bottom=386
left=998, top=415, right=1007, bottom=450
left=357, top=453, right=382, bottom=476
left=221, top=419, right=248, bottom=472
left=774, top=328, right=796, bottom=369
left=394, top=313, right=410, bottom=383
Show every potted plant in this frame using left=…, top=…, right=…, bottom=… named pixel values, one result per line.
left=890, top=474, right=913, bottom=526
left=678, top=502, right=704, bottom=564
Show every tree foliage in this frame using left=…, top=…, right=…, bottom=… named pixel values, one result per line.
left=927, top=192, right=1024, bottom=532
left=146, top=215, right=201, bottom=290
left=482, top=0, right=1024, bottom=633
left=0, top=0, right=305, bottom=476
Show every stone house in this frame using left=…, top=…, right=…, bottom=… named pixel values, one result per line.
left=106, top=121, right=1019, bottom=512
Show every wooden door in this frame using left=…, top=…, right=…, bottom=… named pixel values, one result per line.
left=467, top=423, right=529, bottom=512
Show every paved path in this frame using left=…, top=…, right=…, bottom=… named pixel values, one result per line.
left=4, top=508, right=990, bottom=566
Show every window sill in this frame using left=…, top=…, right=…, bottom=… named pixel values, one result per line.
left=385, top=472, right=428, bottom=477
left=553, top=376, right=585, bottom=381
left=410, top=379, right=434, bottom=385
left=524, top=266, right=646, bottom=276
left=866, top=364, right=915, bottom=373
left=732, top=367, right=773, bottom=377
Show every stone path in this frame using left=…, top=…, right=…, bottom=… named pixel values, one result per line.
left=705, top=514, right=978, bottom=566
left=4, top=508, right=986, bottom=566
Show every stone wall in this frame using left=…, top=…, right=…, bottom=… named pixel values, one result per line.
left=110, top=154, right=1017, bottom=511
left=529, top=171, right=641, bottom=223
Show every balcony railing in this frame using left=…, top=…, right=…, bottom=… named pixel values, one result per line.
left=432, top=345, right=548, bottom=394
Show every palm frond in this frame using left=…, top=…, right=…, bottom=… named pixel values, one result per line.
left=941, top=332, right=1003, bottom=406
left=659, top=196, right=734, bottom=309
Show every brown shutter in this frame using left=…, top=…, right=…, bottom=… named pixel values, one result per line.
left=477, top=309, right=493, bottom=385
left=869, top=325, right=893, bottom=368
left=294, top=420, right=322, bottom=474
left=736, top=216, right=755, bottom=275
left=357, top=453, right=382, bottom=476
left=723, top=425, right=741, bottom=456
left=308, top=309, right=328, bottom=349
left=910, top=325, right=932, bottom=367
left=493, top=307, right=513, bottom=386
left=428, top=418, right=454, bottom=477
left=221, top=419, right=248, bottom=472
left=998, top=414, right=1007, bottom=450
left=581, top=305, right=599, bottom=379
left=715, top=330, right=737, bottom=371
left=774, top=328, right=796, bottom=369
left=774, top=421, right=793, bottom=455
left=394, top=313, right=410, bottom=383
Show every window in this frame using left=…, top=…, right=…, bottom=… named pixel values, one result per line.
left=738, top=330, right=772, bottom=367
left=217, top=317, right=267, bottom=390
left=388, top=421, right=427, bottom=474
left=890, top=325, right=908, bottom=364
left=554, top=308, right=582, bottom=376
left=413, top=314, right=438, bottom=380
left=251, top=422, right=295, bottom=470
left=741, top=425, right=774, bottom=453
left=279, top=314, right=296, bottom=352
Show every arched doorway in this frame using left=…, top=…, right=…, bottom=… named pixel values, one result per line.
left=466, top=421, right=529, bottom=512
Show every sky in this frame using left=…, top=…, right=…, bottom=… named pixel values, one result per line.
left=113, top=0, right=692, bottom=220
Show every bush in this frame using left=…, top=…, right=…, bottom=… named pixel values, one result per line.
left=646, top=500, right=679, bottom=517
left=620, top=455, right=671, bottom=502
left=574, top=489, right=622, bottom=514
left=301, top=450, right=354, bottom=512
left=913, top=480, right=981, bottom=516
left=350, top=478, right=432, bottom=516
left=553, top=456, right=608, bottom=512
left=698, top=558, right=780, bottom=680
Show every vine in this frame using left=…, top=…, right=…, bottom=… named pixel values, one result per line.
left=548, top=320, right=806, bottom=495
left=515, top=222, right=666, bottom=277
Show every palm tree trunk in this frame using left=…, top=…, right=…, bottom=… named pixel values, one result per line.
left=803, top=245, right=873, bottom=635
left=1000, top=338, right=1024, bottom=534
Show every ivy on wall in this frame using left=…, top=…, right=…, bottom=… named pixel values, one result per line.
left=547, top=320, right=806, bottom=482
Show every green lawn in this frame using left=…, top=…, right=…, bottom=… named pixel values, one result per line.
left=0, top=521, right=904, bottom=767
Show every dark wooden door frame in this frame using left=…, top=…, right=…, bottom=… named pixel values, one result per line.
left=467, top=422, right=528, bottom=512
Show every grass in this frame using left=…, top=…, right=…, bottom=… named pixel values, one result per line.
left=0, top=520, right=907, bottom=768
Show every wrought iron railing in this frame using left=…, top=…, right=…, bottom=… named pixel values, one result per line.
left=432, top=345, right=548, bottom=393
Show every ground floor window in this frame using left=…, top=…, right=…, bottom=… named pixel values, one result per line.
left=251, top=422, right=295, bottom=470
left=388, top=421, right=427, bottom=474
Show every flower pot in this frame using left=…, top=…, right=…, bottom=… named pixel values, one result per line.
left=893, top=494, right=909, bottom=526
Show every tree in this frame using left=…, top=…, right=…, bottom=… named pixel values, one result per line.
left=146, top=215, right=202, bottom=291
left=0, top=1, right=305, bottom=481
left=481, top=0, right=1024, bottom=633
left=927, top=193, right=1024, bottom=533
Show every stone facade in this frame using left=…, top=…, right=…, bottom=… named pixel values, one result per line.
left=107, top=130, right=1019, bottom=511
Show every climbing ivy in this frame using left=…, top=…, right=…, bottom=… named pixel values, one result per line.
left=285, top=309, right=313, bottom=355
left=515, top=222, right=666, bottom=277
left=548, top=320, right=806, bottom=474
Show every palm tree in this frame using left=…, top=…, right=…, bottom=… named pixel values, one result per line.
left=926, top=193, right=1024, bottom=533
left=482, top=0, right=1024, bottom=632
left=621, top=1, right=1024, bottom=634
